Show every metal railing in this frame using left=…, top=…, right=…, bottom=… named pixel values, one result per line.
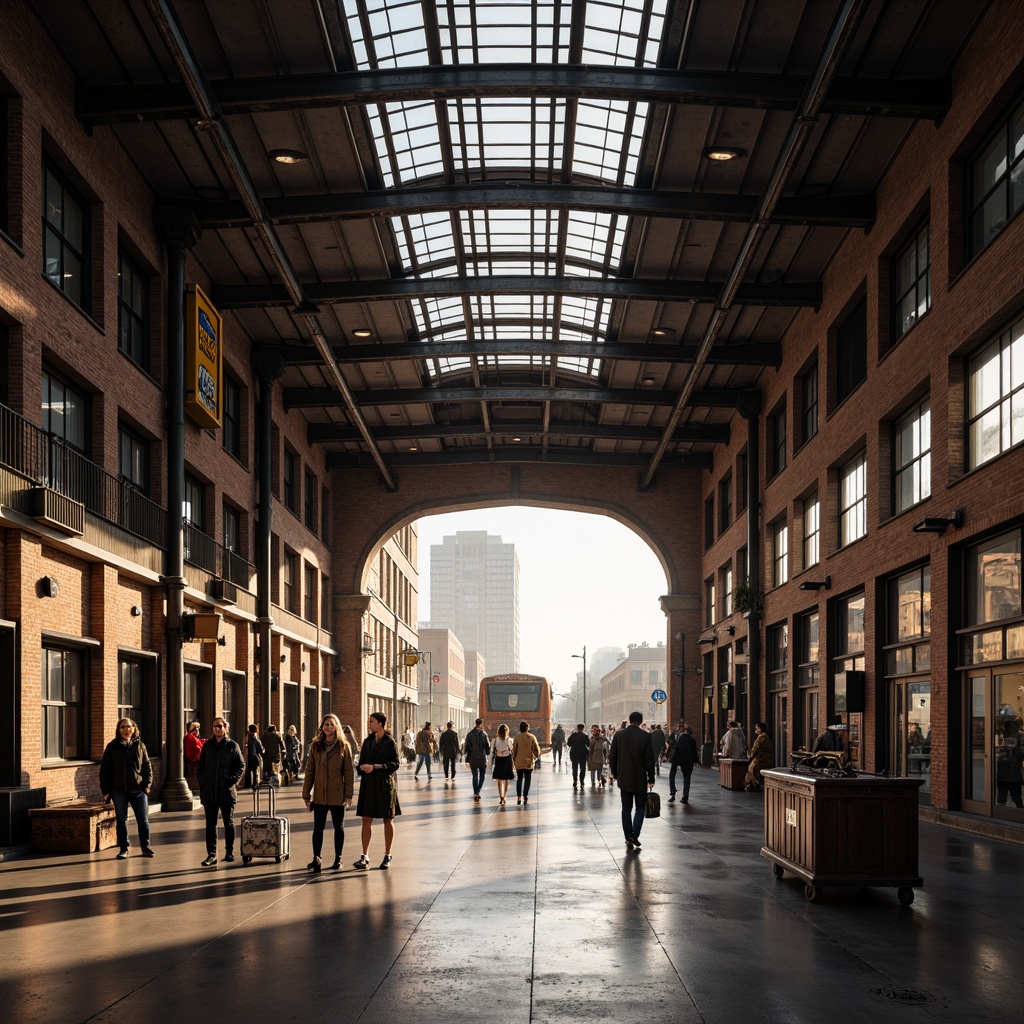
left=0, top=403, right=165, bottom=546
left=183, top=520, right=254, bottom=590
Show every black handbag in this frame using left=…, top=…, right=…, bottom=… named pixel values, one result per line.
left=645, top=790, right=661, bottom=818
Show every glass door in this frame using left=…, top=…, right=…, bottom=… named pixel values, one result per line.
left=964, top=674, right=989, bottom=813
left=889, top=679, right=931, bottom=803
left=994, top=670, right=1024, bottom=822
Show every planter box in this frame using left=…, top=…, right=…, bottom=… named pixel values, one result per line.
left=719, top=758, right=749, bottom=790
left=30, top=803, right=117, bottom=853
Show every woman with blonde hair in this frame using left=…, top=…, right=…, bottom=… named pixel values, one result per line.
left=491, top=723, right=514, bottom=805
left=99, top=718, right=154, bottom=860
left=302, top=713, right=354, bottom=872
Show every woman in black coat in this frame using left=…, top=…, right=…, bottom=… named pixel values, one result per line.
left=353, top=711, right=401, bottom=870
left=99, top=718, right=154, bottom=859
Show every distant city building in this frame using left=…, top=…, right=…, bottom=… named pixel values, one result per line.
left=429, top=530, right=520, bottom=674
left=363, top=524, right=420, bottom=738
left=600, top=643, right=668, bottom=727
left=463, top=649, right=486, bottom=721
left=415, top=628, right=471, bottom=734
left=588, top=646, right=625, bottom=724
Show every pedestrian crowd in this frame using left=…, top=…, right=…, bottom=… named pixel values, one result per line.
left=100, top=709, right=769, bottom=872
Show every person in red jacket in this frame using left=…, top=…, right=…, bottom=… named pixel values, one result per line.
left=184, top=721, right=204, bottom=793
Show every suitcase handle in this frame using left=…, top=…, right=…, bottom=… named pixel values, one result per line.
left=253, top=782, right=276, bottom=817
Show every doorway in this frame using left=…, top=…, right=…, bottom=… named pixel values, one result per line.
left=965, top=670, right=1024, bottom=820
left=0, top=621, right=17, bottom=786
left=889, top=679, right=931, bottom=803
left=772, top=692, right=788, bottom=768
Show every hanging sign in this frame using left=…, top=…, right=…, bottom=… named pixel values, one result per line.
left=185, top=284, right=223, bottom=429
left=651, top=689, right=667, bottom=704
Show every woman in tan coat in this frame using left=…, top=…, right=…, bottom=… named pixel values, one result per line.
left=302, top=714, right=354, bottom=872
left=512, top=721, right=541, bottom=805
left=744, top=722, right=774, bottom=792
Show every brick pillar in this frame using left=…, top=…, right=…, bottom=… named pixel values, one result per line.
left=660, top=593, right=702, bottom=728
left=335, top=594, right=371, bottom=728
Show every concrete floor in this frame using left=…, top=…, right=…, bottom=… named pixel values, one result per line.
left=1, top=762, right=1021, bottom=1024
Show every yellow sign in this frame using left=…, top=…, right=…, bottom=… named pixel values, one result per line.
left=404, top=651, right=421, bottom=667
left=185, top=284, right=223, bottom=429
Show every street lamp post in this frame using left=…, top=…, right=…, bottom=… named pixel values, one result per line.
left=572, top=646, right=587, bottom=726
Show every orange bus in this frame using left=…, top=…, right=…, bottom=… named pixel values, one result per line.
left=478, top=673, right=552, bottom=747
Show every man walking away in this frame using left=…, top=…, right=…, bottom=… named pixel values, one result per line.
left=464, top=718, right=491, bottom=802
left=261, top=724, right=286, bottom=786
left=414, top=722, right=437, bottom=781
left=649, top=723, right=668, bottom=776
left=566, top=723, right=590, bottom=791
left=439, top=722, right=461, bottom=782
left=244, top=724, right=264, bottom=790
left=669, top=723, right=698, bottom=803
left=551, top=723, right=566, bottom=769
left=608, top=711, right=656, bottom=851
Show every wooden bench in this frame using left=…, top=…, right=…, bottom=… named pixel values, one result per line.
left=30, top=803, right=118, bottom=853
left=719, top=758, right=750, bottom=790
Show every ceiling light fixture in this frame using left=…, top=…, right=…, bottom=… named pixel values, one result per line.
left=269, top=148, right=308, bottom=165
left=511, top=436, right=522, bottom=442
left=642, top=375, right=656, bottom=385
left=651, top=327, right=672, bottom=337
left=702, top=146, right=745, bottom=162
left=352, top=329, right=372, bottom=338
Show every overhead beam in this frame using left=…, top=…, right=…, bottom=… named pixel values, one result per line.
left=215, top=276, right=820, bottom=310
left=325, top=447, right=713, bottom=470
left=79, top=66, right=950, bottom=125
left=278, top=340, right=781, bottom=368
left=195, top=184, right=874, bottom=230
left=307, top=421, right=731, bottom=444
left=284, top=385, right=746, bottom=409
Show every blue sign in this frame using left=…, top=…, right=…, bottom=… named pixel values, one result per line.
left=651, top=689, right=667, bottom=704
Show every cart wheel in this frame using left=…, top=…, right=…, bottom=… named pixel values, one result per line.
left=772, top=864, right=784, bottom=880
left=275, top=856, right=282, bottom=863
left=242, top=856, right=252, bottom=865
left=897, top=886, right=915, bottom=906
left=804, top=884, right=821, bottom=902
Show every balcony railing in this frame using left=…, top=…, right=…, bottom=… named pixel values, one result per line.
left=0, top=403, right=165, bottom=547
left=184, top=520, right=254, bottom=590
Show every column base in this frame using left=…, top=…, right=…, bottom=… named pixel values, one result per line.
left=160, top=778, right=197, bottom=811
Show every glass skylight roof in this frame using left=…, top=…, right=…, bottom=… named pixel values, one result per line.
left=343, top=0, right=668, bottom=381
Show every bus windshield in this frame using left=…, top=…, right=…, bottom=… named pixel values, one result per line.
left=485, top=683, right=542, bottom=712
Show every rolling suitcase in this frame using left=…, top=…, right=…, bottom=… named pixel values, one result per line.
left=241, top=783, right=290, bottom=865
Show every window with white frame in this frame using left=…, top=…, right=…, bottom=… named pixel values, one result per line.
left=894, top=399, right=931, bottom=513
left=803, top=492, right=820, bottom=568
left=704, top=576, right=716, bottom=627
left=720, top=563, right=733, bottom=617
left=839, top=452, right=866, bottom=547
left=773, top=519, right=789, bottom=586
left=798, top=610, right=819, bottom=687
left=967, top=314, right=1024, bottom=469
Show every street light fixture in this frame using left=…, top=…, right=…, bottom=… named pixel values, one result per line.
left=572, top=646, right=587, bottom=726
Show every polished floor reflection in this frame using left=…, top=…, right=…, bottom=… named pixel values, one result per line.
left=2, top=763, right=1021, bottom=1024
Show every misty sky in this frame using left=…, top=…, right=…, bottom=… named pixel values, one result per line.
left=415, top=507, right=670, bottom=692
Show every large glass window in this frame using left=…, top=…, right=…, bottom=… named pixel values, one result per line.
left=703, top=494, right=714, bottom=549
left=42, top=647, right=86, bottom=760
left=768, top=622, right=788, bottom=690
left=836, top=296, right=867, bottom=406
left=839, top=452, right=866, bottom=547
left=894, top=399, right=931, bottom=514
left=42, top=369, right=87, bottom=452
left=886, top=565, right=931, bottom=677
left=283, top=549, right=298, bottom=613
left=118, top=658, right=156, bottom=743
left=798, top=611, right=819, bottom=688
left=304, top=562, right=317, bottom=623
left=773, top=519, right=789, bottom=587
left=967, top=314, right=1024, bottom=469
left=704, top=576, right=716, bottom=627
left=183, top=473, right=205, bottom=530
left=304, top=468, right=317, bottom=532
left=835, top=593, right=866, bottom=672
left=720, top=563, right=733, bottom=617
left=118, top=424, right=148, bottom=491
left=803, top=492, right=820, bottom=568
left=223, top=374, right=241, bottom=461
left=43, top=163, right=89, bottom=311
left=801, top=364, right=818, bottom=443
left=769, top=403, right=786, bottom=478
left=967, top=93, right=1024, bottom=258
left=718, top=474, right=732, bottom=532
left=968, top=530, right=1022, bottom=627
left=891, top=220, right=930, bottom=342
left=283, top=448, right=297, bottom=513
left=118, top=250, right=149, bottom=370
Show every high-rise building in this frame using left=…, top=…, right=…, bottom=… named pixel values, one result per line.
left=429, top=531, right=520, bottom=675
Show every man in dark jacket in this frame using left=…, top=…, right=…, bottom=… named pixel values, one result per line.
left=198, top=718, right=245, bottom=866
left=243, top=724, right=264, bottom=789
left=649, top=723, right=668, bottom=776
left=438, top=722, right=461, bottom=782
left=566, top=723, right=590, bottom=790
left=608, top=711, right=656, bottom=851
left=262, top=724, right=286, bottom=784
left=669, top=723, right=698, bottom=803
left=463, top=719, right=491, bottom=800
left=550, top=724, right=566, bottom=769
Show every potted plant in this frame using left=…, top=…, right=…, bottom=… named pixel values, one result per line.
left=732, top=577, right=762, bottom=616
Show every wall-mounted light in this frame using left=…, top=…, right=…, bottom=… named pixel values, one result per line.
left=798, top=575, right=831, bottom=591
left=301, top=661, right=307, bottom=672
left=913, top=509, right=965, bottom=534
left=38, top=576, right=60, bottom=599
left=280, top=653, right=287, bottom=663
left=698, top=633, right=717, bottom=645
left=130, top=605, right=143, bottom=617
left=725, top=625, right=735, bottom=636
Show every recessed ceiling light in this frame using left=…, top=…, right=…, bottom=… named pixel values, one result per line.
left=651, top=327, right=672, bottom=337
left=408, top=445, right=417, bottom=451
left=702, top=147, right=744, bottom=162
left=511, top=436, right=522, bottom=442
left=269, top=148, right=308, bottom=165
left=642, top=376, right=656, bottom=385
left=352, top=329, right=372, bottom=338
